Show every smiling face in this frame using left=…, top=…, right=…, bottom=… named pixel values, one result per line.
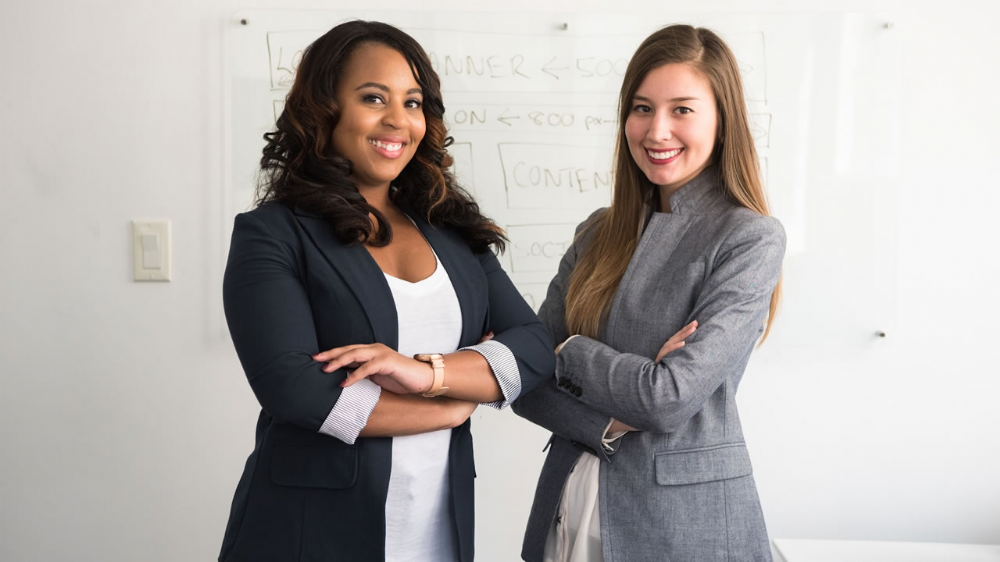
left=624, top=63, right=719, bottom=201
left=331, top=42, right=426, bottom=193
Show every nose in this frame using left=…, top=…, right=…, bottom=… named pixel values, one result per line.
left=381, top=100, right=407, bottom=129
left=646, top=110, right=672, bottom=142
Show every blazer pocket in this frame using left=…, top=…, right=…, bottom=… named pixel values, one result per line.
left=270, top=440, right=358, bottom=489
left=654, top=442, right=752, bottom=486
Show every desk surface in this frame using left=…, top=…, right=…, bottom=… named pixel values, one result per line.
left=773, top=539, right=1000, bottom=562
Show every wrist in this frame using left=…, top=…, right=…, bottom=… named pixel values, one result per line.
left=414, top=353, right=448, bottom=397
left=556, top=335, right=580, bottom=355
left=419, top=362, right=434, bottom=394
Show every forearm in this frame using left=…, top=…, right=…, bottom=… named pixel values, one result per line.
left=437, top=350, right=504, bottom=403
left=360, top=393, right=472, bottom=437
left=555, top=336, right=696, bottom=432
left=512, top=378, right=616, bottom=461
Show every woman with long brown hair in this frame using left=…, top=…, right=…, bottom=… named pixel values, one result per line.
left=218, top=20, right=554, bottom=562
left=514, top=24, right=784, bottom=561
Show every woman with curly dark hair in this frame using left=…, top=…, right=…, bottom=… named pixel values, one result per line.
left=218, top=20, right=554, bottom=562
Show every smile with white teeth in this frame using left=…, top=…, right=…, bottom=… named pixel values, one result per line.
left=369, top=139, right=403, bottom=151
left=647, top=148, right=682, bottom=159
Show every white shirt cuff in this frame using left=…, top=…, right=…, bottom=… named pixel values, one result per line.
left=460, top=339, right=521, bottom=409
left=602, top=418, right=629, bottom=453
left=318, top=377, right=381, bottom=444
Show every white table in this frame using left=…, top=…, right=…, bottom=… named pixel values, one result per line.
left=773, top=539, right=1000, bottom=562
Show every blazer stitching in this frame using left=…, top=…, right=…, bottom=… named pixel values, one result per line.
left=296, top=488, right=306, bottom=562
left=724, top=477, right=731, bottom=562
left=654, top=442, right=746, bottom=456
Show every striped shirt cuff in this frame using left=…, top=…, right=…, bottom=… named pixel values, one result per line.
left=460, top=339, right=521, bottom=409
left=318, top=377, right=381, bottom=444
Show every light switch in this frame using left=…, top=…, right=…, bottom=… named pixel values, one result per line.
left=141, top=233, right=160, bottom=269
left=133, top=220, right=171, bottom=281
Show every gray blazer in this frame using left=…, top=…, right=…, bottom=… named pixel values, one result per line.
left=513, top=168, right=785, bottom=562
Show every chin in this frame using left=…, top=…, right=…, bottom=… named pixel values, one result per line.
left=648, top=172, right=679, bottom=186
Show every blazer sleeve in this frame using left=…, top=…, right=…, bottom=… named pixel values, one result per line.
left=554, top=214, right=786, bottom=434
left=223, top=211, right=346, bottom=432
left=512, top=211, right=621, bottom=461
left=476, top=249, right=556, bottom=401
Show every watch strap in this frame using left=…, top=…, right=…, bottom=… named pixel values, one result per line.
left=414, top=353, right=448, bottom=397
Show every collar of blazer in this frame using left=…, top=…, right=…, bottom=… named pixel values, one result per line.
left=290, top=203, right=484, bottom=348
left=647, top=165, right=726, bottom=218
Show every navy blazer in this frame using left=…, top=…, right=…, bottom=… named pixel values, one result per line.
left=218, top=202, right=554, bottom=562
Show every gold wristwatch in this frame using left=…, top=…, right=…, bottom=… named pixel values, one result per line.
left=414, top=353, right=448, bottom=397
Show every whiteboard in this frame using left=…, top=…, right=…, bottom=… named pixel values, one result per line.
left=226, top=10, right=901, bottom=348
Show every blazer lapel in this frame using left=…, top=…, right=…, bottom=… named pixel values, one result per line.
left=410, top=213, right=482, bottom=348
left=293, top=208, right=399, bottom=350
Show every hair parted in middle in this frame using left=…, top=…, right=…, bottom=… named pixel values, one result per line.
left=564, top=24, right=782, bottom=341
left=255, top=20, right=506, bottom=254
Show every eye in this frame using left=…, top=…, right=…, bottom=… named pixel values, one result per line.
left=631, top=103, right=652, bottom=114
left=674, top=106, right=693, bottom=115
left=405, top=98, right=423, bottom=110
left=361, top=93, right=385, bottom=105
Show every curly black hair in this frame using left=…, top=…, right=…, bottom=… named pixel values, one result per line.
left=255, top=20, right=506, bottom=254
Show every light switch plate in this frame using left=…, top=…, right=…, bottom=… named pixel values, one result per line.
left=132, top=220, right=171, bottom=282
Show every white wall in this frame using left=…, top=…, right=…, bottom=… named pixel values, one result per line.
left=1, top=1, right=997, bottom=561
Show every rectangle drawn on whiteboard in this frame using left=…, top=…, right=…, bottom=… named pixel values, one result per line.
left=517, top=283, right=551, bottom=312
left=750, top=113, right=772, bottom=148
left=507, top=224, right=576, bottom=274
left=498, top=143, right=612, bottom=210
left=267, top=31, right=316, bottom=90
left=726, top=32, right=767, bottom=103
left=265, top=29, right=635, bottom=95
left=449, top=142, right=475, bottom=195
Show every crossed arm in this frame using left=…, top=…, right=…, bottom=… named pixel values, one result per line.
left=514, top=213, right=785, bottom=453
left=223, top=212, right=478, bottom=438
left=224, top=212, right=553, bottom=442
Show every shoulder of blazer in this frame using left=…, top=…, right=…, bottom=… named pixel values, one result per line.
left=714, top=206, right=786, bottom=246
left=239, top=201, right=296, bottom=231
left=236, top=202, right=320, bottom=251
left=569, top=207, right=608, bottom=258
left=576, top=207, right=607, bottom=236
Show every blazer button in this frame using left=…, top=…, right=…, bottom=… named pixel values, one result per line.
left=573, top=387, right=582, bottom=397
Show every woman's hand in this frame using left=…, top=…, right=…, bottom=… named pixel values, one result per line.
left=313, top=344, right=433, bottom=394
left=554, top=335, right=578, bottom=355
left=608, top=419, right=637, bottom=434
left=655, top=320, right=698, bottom=362
left=605, top=321, right=697, bottom=435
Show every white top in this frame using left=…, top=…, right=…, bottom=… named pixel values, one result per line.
left=544, top=425, right=627, bottom=562
left=382, top=254, right=462, bottom=562
left=316, top=241, right=527, bottom=559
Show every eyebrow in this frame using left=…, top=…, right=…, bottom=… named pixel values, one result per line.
left=355, top=82, right=423, bottom=95
left=633, top=95, right=700, bottom=103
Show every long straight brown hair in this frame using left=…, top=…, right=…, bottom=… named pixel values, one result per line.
left=565, top=24, right=782, bottom=342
